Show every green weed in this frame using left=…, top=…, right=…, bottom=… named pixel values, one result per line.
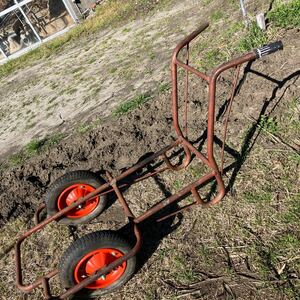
left=7, top=133, right=65, bottom=167
left=158, top=82, right=171, bottom=94
left=243, top=191, right=273, bottom=204
left=259, top=116, right=278, bottom=135
left=288, top=153, right=300, bottom=164
left=268, top=0, right=300, bottom=28
left=45, top=133, right=64, bottom=147
left=113, top=93, right=153, bottom=117
left=9, top=153, right=25, bottom=166
left=189, top=165, right=205, bottom=178
left=237, top=23, right=268, bottom=53
left=75, top=118, right=102, bottom=135
left=25, top=139, right=45, bottom=155
left=203, top=0, right=212, bottom=5
left=76, top=122, right=93, bottom=135
left=200, top=49, right=227, bottom=70
left=282, top=194, right=300, bottom=224
left=173, top=179, right=183, bottom=190
left=210, top=10, right=223, bottom=22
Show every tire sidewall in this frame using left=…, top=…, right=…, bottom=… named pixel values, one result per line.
left=46, top=172, right=107, bottom=225
left=60, top=232, right=136, bottom=298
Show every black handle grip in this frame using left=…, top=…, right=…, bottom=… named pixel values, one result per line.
left=254, top=41, right=283, bottom=58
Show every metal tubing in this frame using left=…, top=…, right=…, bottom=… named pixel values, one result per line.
left=162, top=144, right=192, bottom=171
left=171, top=23, right=209, bottom=139
left=220, top=65, right=241, bottom=174
left=113, top=139, right=181, bottom=183
left=184, top=43, right=190, bottom=137
left=34, top=203, right=46, bottom=225
left=134, top=171, right=215, bottom=223
left=157, top=201, right=198, bottom=222
left=61, top=0, right=80, bottom=23
left=176, top=60, right=210, bottom=82
left=106, top=171, right=135, bottom=218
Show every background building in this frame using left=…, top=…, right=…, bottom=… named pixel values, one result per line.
left=0, top=0, right=96, bottom=62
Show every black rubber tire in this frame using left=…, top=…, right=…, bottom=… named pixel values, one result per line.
left=59, top=231, right=136, bottom=298
left=45, top=171, right=107, bottom=225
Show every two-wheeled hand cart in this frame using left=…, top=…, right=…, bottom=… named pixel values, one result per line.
left=15, top=22, right=283, bottom=299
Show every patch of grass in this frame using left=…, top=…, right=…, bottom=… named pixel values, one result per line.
left=25, top=121, right=37, bottom=130
left=7, top=133, right=65, bottom=167
left=25, top=139, right=45, bottom=156
left=243, top=191, right=273, bottom=204
left=189, top=165, right=206, bottom=179
left=45, top=133, right=64, bottom=147
left=281, top=193, right=300, bottom=224
left=75, top=118, right=103, bottom=135
left=200, top=48, right=227, bottom=70
left=203, top=0, right=212, bottom=5
left=259, top=116, right=278, bottom=135
left=76, top=122, right=93, bottom=135
left=224, top=21, right=244, bottom=39
left=158, top=82, right=171, bottom=94
left=210, top=10, right=223, bottom=22
left=173, top=179, right=183, bottom=190
left=109, top=67, right=118, bottom=74
left=71, top=67, right=82, bottom=74
left=268, top=0, right=300, bottom=28
left=88, top=57, right=97, bottom=64
left=288, top=153, right=300, bottom=164
left=66, top=87, right=78, bottom=95
left=237, top=22, right=268, bottom=52
left=49, top=81, right=59, bottom=90
left=9, top=153, right=25, bottom=166
left=171, top=253, right=199, bottom=284
left=113, top=93, right=153, bottom=117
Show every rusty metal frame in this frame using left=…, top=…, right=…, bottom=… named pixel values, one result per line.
left=15, top=22, right=261, bottom=299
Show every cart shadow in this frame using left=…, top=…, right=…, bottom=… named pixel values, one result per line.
left=206, top=66, right=300, bottom=199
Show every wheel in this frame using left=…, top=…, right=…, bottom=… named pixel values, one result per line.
left=45, top=170, right=107, bottom=225
left=59, top=231, right=136, bottom=298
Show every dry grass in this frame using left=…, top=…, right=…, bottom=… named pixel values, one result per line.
left=0, top=0, right=299, bottom=299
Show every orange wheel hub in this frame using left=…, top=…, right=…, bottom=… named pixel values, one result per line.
left=74, top=248, right=126, bottom=289
left=57, top=184, right=99, bottom=218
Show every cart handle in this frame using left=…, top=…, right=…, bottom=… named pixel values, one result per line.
left=172, top=22, right=209, bottom=60
left=254, top=41, right=283, bottom=58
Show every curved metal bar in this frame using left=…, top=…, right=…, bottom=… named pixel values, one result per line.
left=171, top=23, right=210, bottom=139
left=162, top=144, right=192, bottom=171
left=34, top=203, right=46, bottom=225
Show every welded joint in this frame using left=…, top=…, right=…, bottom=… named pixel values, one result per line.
left=105, top=171, right=117, bottom=186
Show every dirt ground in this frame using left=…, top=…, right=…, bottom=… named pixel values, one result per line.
left=0, top=0, right=221, bottom=160
left=0, top=0, right=299, bottom=299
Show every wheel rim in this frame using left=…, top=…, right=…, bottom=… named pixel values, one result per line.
left=57, top=184, right=99, bottom=218
left=74, top=248, right=126, bottom=289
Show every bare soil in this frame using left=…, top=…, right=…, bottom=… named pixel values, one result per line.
left=0, top=0, right=220, bottom=160
left=0, top=1, right=299, bottom=300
